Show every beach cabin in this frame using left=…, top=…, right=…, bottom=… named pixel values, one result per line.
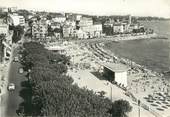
left=45, top=46, right=66, bottom=55
left=100, top=62, right=128, bottom=87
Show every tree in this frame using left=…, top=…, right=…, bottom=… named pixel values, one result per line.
left=28, top=20, right=33, bottom=27
left=12, top=25, right=24, bottom=43
left=19, top=42, right=132, bottom=117
left=0, top=34, right=5, bottom=62
left=109, top=99, right=132, bottom=117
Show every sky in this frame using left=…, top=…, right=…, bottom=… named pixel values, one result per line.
left=0, top=0, right=170, bottom=18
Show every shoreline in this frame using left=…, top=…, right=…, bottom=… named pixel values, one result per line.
left=104, top=33, right=169, bottom=41
left=88, top=41, right=163, bottom=77
left=47, top=39, right=170, bottom=116
left=53, top=33, right=167, bottom=45
left=47, top=34, right=170, bottom=116
left=64, top=42, right=156, bottom=117
left=84, top=41, right=170, bottom=116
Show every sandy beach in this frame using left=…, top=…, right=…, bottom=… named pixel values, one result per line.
left=59, top=41, right=155, bottom=117
left=47, top=36, right=170, bottom=117
left=85, top=41, right=170, bottom=117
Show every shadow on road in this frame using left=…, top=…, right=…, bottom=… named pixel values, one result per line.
left=20, top=80, right=30, bottom=88
left=18, top=80, right=33, bottom=116
left=91, top=71, right=106, bottom=80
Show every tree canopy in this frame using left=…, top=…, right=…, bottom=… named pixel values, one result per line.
left=109, top=99, right=132, bottom=117
left=20, top=42, right=132, bottom=117
left=12, top=25, right=24, bottom=43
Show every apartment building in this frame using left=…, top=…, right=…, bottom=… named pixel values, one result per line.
left=62, top=25, right=74, bottom=38
left=78, top=17, right=93, bottom=27
left=0, top=19, right=12, bottom=62
left=52, top=16, right=66, bottom=23
left=0, top=22, right=9, bottom=35
left=81, top=24, right=102, bottom=38
left=113, top=24, right=124, bottom=33
left=9, top=14, right=25, bottom=26
left=31, top=20, right=48, bottom=39
left=113, top=22, right=129, bottom=34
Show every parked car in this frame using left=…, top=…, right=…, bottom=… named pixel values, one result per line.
left=13, top=56, right=19, bottom=62
left=8, top=83, right=15, bottom=91
left=19, top=67, right=24, bottom=74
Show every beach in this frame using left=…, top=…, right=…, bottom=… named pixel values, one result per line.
left=56, top=41, right=155, bottom=117
left=85, top=41, right=170, bottom=117
left=47, top=34, right=170, bottom=117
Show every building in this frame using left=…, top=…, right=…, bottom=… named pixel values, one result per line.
left=76, top=15, right=82, bottom=21
left=9, top=14, right=25, bottom=26
left=103, top=23, right=113, bottom=36
left=93, top=24, right=103, bottom=37
left=0, top=19, right=12, bottom=62
left=0, top=7, right=8, bottom=12
left=128, top=15, right=131, bottom=25
left=75, top=29, right=88, bottom=39
left=31, top=20, right=48, bottom=40
left=0, top=21, right=9, bottom=35
left=113, top=23, right=124, bottom=33
left=64, top=20, right=76, bottom=27
left=113, top=23, right=129, bottom=34
left=78, top=17, right=93, bottom=27
left=101, top=62, right=128, bottom=87
left=62, top=25, right=74, bottom=38
left=54, top=32, right=61, bottom=40
left=51, top=22, right=61, bottom=30
left=52, top=16, right=66, bottom=23
left=8, top=7, right=17, bottom=13
left=81, top=24, right=102, bottom=38
left=128, top=24, right=139, bottom=33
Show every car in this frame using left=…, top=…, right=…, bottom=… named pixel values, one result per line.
left=13, top=56, right=19, bottom=62
left=8, top=83, right=15, bottom=91
left=19, top=67, right=24, bottom=74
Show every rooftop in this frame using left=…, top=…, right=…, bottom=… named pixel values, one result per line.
left=99, top=62, right=129, bottom=72
left=46, top=45, right=66, bottom=51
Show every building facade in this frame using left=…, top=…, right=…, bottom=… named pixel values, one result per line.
left=102, top=63, right=128, bottom=87
left=52, top=16, right=66, bottom=23
left=0, top=18, right=12, bottom=62
left=78, top=17, right=93, bottom=27
left=0, top=23, right=9, bottom=35
left=113, top=24, right=124, bottom=33
left=62, top=25, right=74, bottom=38
left=81, top=24, right=102, bottom=38
left=31, top=20, right=48, bottom=40
left=9, top=14, right=25, bottom=26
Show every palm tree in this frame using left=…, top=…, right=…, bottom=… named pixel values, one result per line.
left=0, top=34, right=6, bottom=62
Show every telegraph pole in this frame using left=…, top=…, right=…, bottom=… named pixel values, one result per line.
left=110, top=86, right=112, bottom=102
left=138, top=100, right=141, bottom=117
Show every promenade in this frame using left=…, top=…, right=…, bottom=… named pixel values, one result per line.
left=0, top=61, right=11, bottom=117
left=46, top=35, right=170, bottom=117
left=47, top=41, right=155, bottom=117
left=86, top=41, right=170, bottom=117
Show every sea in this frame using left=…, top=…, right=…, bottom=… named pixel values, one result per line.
left=104, top=20, right=170, bottom=80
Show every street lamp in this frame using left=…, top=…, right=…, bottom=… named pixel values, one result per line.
left=138, top=100, right=141, bottom=117
left=109, top=84, right=112, bottom=102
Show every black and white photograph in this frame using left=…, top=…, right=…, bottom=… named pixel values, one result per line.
left=0, top=0, right=170, bottom=117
